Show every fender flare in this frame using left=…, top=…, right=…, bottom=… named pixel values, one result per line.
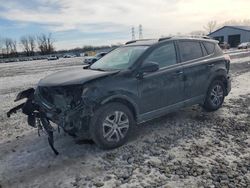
left=206, top=69, right=228, bottom=93
left=209, top=70, right=228, bottom=84
left=100, top=94, right=139, bottom=119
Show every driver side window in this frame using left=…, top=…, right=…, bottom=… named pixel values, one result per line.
left=145, top=42, right=177, bottom=68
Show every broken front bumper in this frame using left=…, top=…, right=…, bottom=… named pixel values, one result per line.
left=7, top=87, right=94, bottom=155
left=7, top=88, right=73, bottom=155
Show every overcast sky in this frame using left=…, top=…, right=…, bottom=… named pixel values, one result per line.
left=0, top=0, right=249, bottom=50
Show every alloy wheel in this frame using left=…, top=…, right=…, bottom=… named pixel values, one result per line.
left=102, top=111, right=130, bottom=142
left=210, top=84, right=224, bottom=107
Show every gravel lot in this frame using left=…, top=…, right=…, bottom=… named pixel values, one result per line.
left=0, top=56, right=249, bottom=188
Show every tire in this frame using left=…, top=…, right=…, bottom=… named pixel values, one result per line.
left=203, top=80, right=225, bottom=111
left=90, top=102, right=135, bottom=149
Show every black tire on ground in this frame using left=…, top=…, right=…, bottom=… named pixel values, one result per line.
left=90, top=102, right=135, bottom=149
left=203, top=80, right=226, bottom=112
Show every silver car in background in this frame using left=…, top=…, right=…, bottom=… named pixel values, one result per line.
left=84, top=52, right=107, bottom=64
left=238, top=42, right=250, bottom=49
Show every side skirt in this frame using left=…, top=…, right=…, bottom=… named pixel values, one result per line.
left=137, top=95, right=205, bottom=124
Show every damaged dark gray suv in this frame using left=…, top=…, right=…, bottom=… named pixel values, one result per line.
left=8, top=36, right=231, bottom=154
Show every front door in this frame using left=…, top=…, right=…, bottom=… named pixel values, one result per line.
left=138, top=42, right=184, bottom=118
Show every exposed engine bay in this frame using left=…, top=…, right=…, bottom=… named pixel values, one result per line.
left=7, top=86, right=96, bottom=155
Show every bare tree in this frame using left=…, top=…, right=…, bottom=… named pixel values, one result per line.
left=29, top=35, right=36, bottom=55
left=242, top=19, right=250, bottom=26
left=0, top=36, right=3, bottom=57
left=204, top=20, right=217, bottom=34
left=190, top=30, right=206, bottom=36
left=4, top=38, right=12, bottom=56
left=10, top=40, right=17, bottom=55
left=37, top=33, right=55, bottom=55
left=20, top=35, right=36, bottom=56
left=3, top=38, right=17, bottom=57
left=221, top=19, right=250, bottom=27
left=20, top=36, right=29, bottom=56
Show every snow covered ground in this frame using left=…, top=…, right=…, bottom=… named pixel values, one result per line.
left=0, top=56, right=249, bottom=188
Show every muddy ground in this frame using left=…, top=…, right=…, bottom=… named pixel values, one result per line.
left=0, top=56, right=249, bottom=188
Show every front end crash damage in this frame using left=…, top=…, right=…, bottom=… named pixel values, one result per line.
left=7, top=86, right=98, bottom=155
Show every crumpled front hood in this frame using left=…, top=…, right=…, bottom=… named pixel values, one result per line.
left=38, top=68, right=118, bottom=87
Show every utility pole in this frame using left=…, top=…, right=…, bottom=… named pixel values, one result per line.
left=139, top=24, right=143, bottom=39
left=131, top=26, right=135, bottom=40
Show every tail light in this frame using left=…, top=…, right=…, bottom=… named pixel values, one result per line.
left=224, top=54, right=231, bottom=73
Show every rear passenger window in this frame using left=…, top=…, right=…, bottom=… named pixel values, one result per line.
left=179, top=41, right=203, bottom=62
left=146, top=42, right=177, bottom=68
left=203, top=42, right=215, bottom=54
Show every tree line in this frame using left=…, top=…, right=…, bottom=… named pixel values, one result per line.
left=0, top=33, right=55, bottom=58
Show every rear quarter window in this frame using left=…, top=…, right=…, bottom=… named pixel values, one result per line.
left=178, top=41, right=203, bottom=62
left=203, top=42, right=215, bottom=54
left=214, top=44, right=224, bottom=55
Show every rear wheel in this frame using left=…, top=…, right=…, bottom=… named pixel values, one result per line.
left=90, top=102, right=134, bottom=149
left=203, top=80, right=225, bottom=111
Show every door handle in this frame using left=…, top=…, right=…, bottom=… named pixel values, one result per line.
left=175, top=71, right=183, bottom=75
left=207, top=64, right=215, bottom=67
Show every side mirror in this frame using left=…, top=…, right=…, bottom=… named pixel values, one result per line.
left=83, top=64, right=90, bottom=69
left=140, top=61, right=159, bottom=73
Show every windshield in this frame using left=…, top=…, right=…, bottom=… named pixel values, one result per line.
left=90, top=46, right=148, bottom=70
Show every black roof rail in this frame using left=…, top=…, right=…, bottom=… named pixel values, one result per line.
left=158, top=37, right=172, bottom=42
left=125, top=36, right=214, bottom=46
left=125, top=40, right=137, bottom=45
left=201, top=36, right=212, bottom=39
left=125, top=39, right=154, bottom=45
left=159, top=35, right=212, bottom=41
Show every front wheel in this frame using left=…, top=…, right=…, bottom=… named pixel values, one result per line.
left=90, top=102, right=135, bottom=149
left=203, top=80, right=225, bottom=111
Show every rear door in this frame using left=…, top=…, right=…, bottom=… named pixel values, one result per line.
left=177, top=40, right=212, bottom=102
left=138, top=42, right=184, bottom=116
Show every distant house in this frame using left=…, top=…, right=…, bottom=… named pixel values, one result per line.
left=208, top=26, right=250, bottom=47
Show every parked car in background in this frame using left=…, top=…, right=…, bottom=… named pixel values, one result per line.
left=8, top=36, right=231, bottom=154
left=63, top=54, right=76, bottom=58
left=219, top=42, right=230, bottom=49
left=238, top=42, right=250, bottom=49
left=47, top=55, right=59, bottom=61
left=63, top=54, right=72, bottom=58
left=84, top=52, right=107, bottom=64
